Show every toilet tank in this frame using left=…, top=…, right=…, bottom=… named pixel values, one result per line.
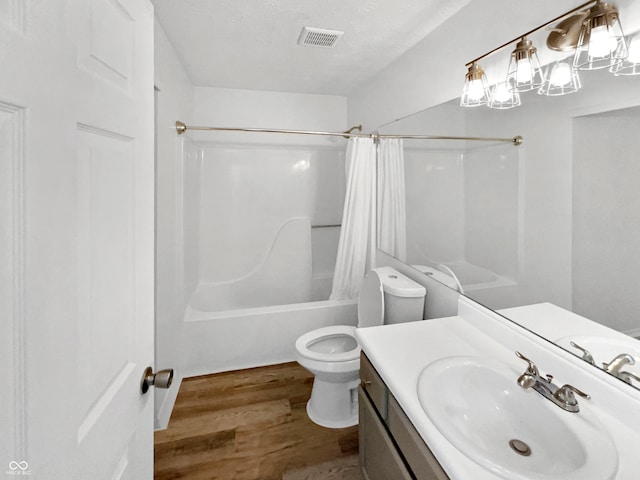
left=377, top=267, right=426, bottom=325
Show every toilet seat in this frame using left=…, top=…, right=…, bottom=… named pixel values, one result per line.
left=295, top=325, right=360, bottom=363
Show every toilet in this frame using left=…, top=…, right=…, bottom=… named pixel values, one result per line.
left=295, top=266, right=426, bottom=428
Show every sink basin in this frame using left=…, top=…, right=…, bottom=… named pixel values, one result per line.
left=417, top=356, right=618, bottom=480
left=556, top=335, right=640, bottom=375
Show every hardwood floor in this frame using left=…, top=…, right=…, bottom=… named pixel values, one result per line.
left=154, top=362, right=361, bottom=480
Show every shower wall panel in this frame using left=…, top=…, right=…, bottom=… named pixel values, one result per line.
left=197, top=144, right=345, bottom=305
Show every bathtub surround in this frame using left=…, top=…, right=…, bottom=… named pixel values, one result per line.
left=178, top=119, right=353, bottom=378
left=330, top=138, right=377, bottom=300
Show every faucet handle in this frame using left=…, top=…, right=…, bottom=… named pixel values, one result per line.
left=554, top=384, right=591, bottom=408
left=569, top=341, right=595, bottom=365
left=603, top=353, right=635, bottom=374
left=619, top=370, right=640, bottom=385
left=515, top=351, right=539, bottom=376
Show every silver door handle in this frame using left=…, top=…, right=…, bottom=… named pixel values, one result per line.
left=140, top=366, right=174, bottom=394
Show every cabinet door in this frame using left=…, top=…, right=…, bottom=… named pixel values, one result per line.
left=359, top=388, right=413, bottom=480
left=388, top=396, right=450, bottom=480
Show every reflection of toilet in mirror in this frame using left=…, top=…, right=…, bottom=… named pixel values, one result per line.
left=294, top=266, right=426, bottom=428
left=412, top=264, right=461, bottom=291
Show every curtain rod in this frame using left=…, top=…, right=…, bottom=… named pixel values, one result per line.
left=175, top=121, right=523, bottom=146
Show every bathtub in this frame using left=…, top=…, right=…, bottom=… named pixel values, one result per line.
left=182, top=296, right=357, bottom=377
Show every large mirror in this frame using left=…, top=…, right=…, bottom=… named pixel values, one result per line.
left=377, top=60, right=640, bottom=387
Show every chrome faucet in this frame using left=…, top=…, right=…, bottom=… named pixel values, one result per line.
left=515, top=351, right=590, bottom=413
left=603, top=353, right=640, bottom=385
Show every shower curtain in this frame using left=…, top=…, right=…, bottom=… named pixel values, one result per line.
left=377, top=138, right=406, bottom=261
left=330, top=137, right=377, bottom=300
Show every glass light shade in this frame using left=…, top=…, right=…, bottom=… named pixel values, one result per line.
left=506, top=38, right=545, bottom=92
left=488, top=79, right=521, bottom=109
left=574, top=2, right=628, bottom=70
left=539, top=57, right=582, bottom=96
left=461, top=63, right=490, bottom=107
left=611, top=34, right=640, bottom=75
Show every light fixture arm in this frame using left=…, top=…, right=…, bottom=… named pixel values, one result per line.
left=465, top=0, right=598, bottom=67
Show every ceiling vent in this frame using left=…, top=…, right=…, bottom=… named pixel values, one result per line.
left=297, top=26, right=343, bottom=48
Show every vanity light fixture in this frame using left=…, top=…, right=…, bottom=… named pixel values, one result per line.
left=538, top=56, right=582, bottom=96
left=573, top=1, right=628, bottom=70
left=461, top=0, right=632, bottom=108
left=506, top=37, right=545, bottom=92
left=460, top=62, right=490, bottom=107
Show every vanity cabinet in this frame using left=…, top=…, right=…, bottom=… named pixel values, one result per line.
left=359, top=353, right=450, bottom=480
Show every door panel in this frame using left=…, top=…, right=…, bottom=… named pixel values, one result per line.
left=0, top=0, right=154, bottom=478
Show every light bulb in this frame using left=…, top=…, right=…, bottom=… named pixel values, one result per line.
left=627, top=37, right=640, bottom=63
left=516, top=59, right=533, bottom=84
left=589, top=25, right=618, bottom=58
left=493, top=82, right=511, bottom=102
left=467, top=78, right=486, bottom=101
left=549, top=62, right=572, bottom=86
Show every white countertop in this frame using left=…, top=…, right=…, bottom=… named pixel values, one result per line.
left=355, top=299, right=640, bottom=480
left=356, top=315, right=517, bottom=480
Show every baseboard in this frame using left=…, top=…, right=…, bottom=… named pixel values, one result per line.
left=154, top=375, right=183, bottom=431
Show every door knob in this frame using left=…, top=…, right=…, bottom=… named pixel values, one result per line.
left=141, top=366, right=174, bottom=394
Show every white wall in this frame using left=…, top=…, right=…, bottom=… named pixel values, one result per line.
left=192, top=86, right=348, bottom=144
left=573, top=109, right=640, bottom=334
left=154, top=18, right=194, bottom=427
left=464, top=100, right=573, bottom=309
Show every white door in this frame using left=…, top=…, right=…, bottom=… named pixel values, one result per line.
left=0, top=1, right=155, bottom=479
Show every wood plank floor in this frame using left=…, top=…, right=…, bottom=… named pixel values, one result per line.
left=154, top=362, right=361, bottom=480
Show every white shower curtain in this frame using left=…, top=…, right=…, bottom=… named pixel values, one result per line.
left=377, top=138, right=407, bottom=261
left=330, top=137, right=377, bottom=300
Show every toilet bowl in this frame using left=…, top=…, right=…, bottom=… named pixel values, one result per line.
left=295, top=266, right=426, bottom=428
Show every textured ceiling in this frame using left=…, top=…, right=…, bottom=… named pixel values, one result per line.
left=151, top=0, right=472, bottom=95
left=152, top=0, right=640, bottom=97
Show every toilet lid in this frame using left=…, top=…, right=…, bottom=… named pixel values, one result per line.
left=357, top=271, right=384, bottom=328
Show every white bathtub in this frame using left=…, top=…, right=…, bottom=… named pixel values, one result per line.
left=182, top=297, right=357, bottom=377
